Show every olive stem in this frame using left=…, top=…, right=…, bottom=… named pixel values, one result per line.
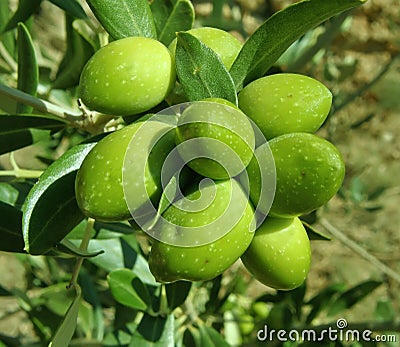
left=0, top=153, right=43, bottom=178
left=67, top=218, right=95, bottom=289
left=320, top=218, right=400, bottom=284
left=0, top=83, right=84, bottom=122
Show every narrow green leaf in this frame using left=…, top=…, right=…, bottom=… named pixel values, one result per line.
left=230, top=0, right=367, bottom=90
left=48, top=285, right=81, bottom=347
left=108, top=269, right=152, bottom=311
left=175, top=32, right=237, bottom=104
left=48, top=0, right=87, bottom=19
left=0, top=201, right=25, bottom=253
left=0, top=2, right=16, bottom=57
left=327, top=280, right=382, bottom=316
left=165, top=281, right=192, bottom=311
left=198, top=323, right=230, bottom=347
left=152, top=0, right=195, bottom=46
left=2, top=0, right=42, bottom=33
left=0, top=114, right=66, bottom=155
left=22, top=142, right=96, bottom=254
left=52, top=16, right=96, bottom=89
left=129, top=313, right=174, bottom=346
left=302, top=221, right=331, bottom=241
left=16, top=23, right=38, bottom=114
left=86, top=0, right=157, bottom=40
left=50, top=239, right=104, bottom=258
left=0, top=181, right=34, bottom=208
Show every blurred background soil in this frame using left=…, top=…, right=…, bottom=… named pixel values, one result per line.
left=1, top=0, right=399, bottom=342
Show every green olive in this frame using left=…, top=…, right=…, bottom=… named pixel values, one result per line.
left=238, top=73, right=332, bottom=139
left=241, top=217, right=311, bottom=290
left=175, top=101, right=255, bottom=179
left=148, top=178, right=255, bottom=282
left=79, top=37, right=176, bottom=115
left=75, top=118, right=175, bottom=221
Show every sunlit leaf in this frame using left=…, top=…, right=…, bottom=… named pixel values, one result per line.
left=86, top=0, right=157, bottom=39
left=175, top=32, right=237, bottom=104
left=230, top=0, right=367, bottom=90
left=151, top=0, right=194, bottom=46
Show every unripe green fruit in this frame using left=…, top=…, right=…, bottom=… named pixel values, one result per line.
left=175, top=101, right=255, bottom=179
left=238, top=73, right=332, bottom=139
left=248, top=133, right=345, bottom=218
left=79, top=37, right=176, bottom=115
left=270, top=133, right=344, bottom=217
left=75, top=119, right=175, bottom=221
left=169, top=27, right=242, bottom=69
left=148, top=179, right=255, bottom=282
left=241, top=217, right=311, bottom=290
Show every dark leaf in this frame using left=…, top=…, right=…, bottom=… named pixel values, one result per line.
left=50, top=239, right=104, bottom=258
left=0, top=114, right=66, bottom=155
left=165, top=280, right=192, bottom=311
left=151, top=0, right=194, bottom=46
left=0, top=201, right=25, bottom=253
left=175, top=32, right=237, bottom=104
left=129, top=313, right=174, bottom=346
left=48, top=0, right=87, bottom=19
left=16, top=23, right=38, bottom=113
left=302, top=221, right=331, bottom=241
left=230, top=0, right=367, bottom=90
left=48, top=285, right=81, bottom=347
left=327, top=280, right=382, bottom=316
left=22, top=142, right=96, bottom=254
left=2, top=0, right=42, bottom=33
left=86, top=0, right=157, bottom=40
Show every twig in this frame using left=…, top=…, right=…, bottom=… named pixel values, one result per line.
left=319, top=218, right=400, bottom=284
left=67, top=218, right=95, bottom=289
left=0, top=83, right=84, bottom=122
left=0, top=41, right=17, bottom=72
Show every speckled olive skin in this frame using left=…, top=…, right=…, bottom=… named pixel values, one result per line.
left=266, top=133, right=345, bottom=217
left=238, top=74, right=332, bottom=139
left=79, top=37, right=176, bottom=115
left=169, top=27, right=242, bottom=69
left=75, top=119, right=175, bottom=221
left=175, top=101, right=255, bottom=179
left=241, top=217, right=311, bottom=290
left=148, top=179, right=255, bottom=283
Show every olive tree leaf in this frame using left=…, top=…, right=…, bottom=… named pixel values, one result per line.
left=165, top=281, right=192, bottom=311
left=175, top=32, right=237, bottom=105
left=0, top=2, right=16, bottom=57
left=22, top=142, right=96, bottom=255
left=230, top=0, right=367, bottom=90
left=48, top=285, right=81, bottom=347
left=151, top=0, right=195, bottom=46
left=198, top=323, right=230, bottom=347
left=49, top=239, right=104, bottom=258
left=302, top=221, right=331, bottom=241
left=16, top=23, right=38, bottom=114
left=108, top=269, right=153, bottom=311
left=327, top=280, right=382, bottom=316
left=0, top=201, right=25, bottom=253
left=2, top=0, right=42, bottom=33
left=0, top=114, right=66, bottom=155
left=52, top=15, right=96, bottom=89
left=86, top=0, right=157, bottom=40
left=47, top=0, right=87, bottom=19
left=129, top=313, right=174, bottom=347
